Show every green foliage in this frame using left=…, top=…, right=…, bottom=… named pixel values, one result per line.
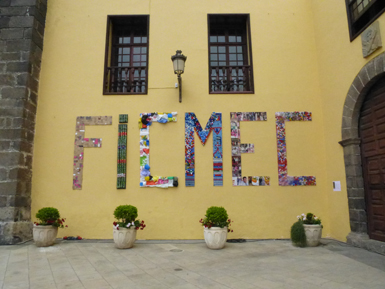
left=206, top=206, right=228, bottom=223
left=35, top=207, right=66, bottom=228
left=36, top=207, right=60, bottom=223
left=291, top=220, right=307, bottom=247
left=113, top=205, right=138, bottom=223
left=301, top=212, right=322, bottom=225
left=306, top=213, right=314, bottom=220
left=200, top=206, right=231, bottom=228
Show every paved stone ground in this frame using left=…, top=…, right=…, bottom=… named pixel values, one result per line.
left=0, top=239, right=385, bottom=289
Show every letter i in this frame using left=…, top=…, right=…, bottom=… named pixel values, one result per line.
left=117, top=114, right=128, bottom=189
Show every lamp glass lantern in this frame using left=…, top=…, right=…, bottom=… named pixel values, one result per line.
left=171, top=50, right=187, bottom=75
left=171, top=50, right=187, bottom=102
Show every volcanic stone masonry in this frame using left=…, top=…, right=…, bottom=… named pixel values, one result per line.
left=0, top=0, right=47, bottom=244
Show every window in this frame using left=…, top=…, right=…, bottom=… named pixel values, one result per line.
left=103, top=15, right=149, bottom=94
left=208, top=14, right=254, bottom=94
left=346, top=0, right=385, bottom=41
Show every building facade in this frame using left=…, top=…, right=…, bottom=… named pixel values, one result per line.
left=0, top=0, right=384, bottom=254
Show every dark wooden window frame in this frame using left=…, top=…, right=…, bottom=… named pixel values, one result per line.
left=103, top=15, right=150, bottom=95
left=345, top=0, right=385, bottom=41
left=207, top=14, right=254, bottom=94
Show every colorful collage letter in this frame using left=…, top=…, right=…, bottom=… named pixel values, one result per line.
left=73, top=116, right=112, bottom=190
left=185, top=112, right=223, bottom=187
left=117, top=114, right=128, bottom=189
left=275, top=112, right=316, bottom=186
left=231, top=112, right=270, bottom=187
left=139, top=112, right=178, bottom=188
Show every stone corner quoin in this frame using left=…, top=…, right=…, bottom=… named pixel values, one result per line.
left=0, top=0, right=47, bottom=244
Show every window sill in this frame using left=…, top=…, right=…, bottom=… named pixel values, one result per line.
left=209, top=91, right=254, bottom=94
left=103, top=92, right=147, bottom=95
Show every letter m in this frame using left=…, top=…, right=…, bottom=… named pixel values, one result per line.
left=185, top=112, right=223, bottom=187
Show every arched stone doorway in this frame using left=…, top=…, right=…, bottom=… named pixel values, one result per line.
left=340, top=52, right=385, bottom=255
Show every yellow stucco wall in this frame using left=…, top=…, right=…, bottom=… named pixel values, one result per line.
left=311, top=1, right=385, bottom=241
left=32, top=0, right=337, bottom=240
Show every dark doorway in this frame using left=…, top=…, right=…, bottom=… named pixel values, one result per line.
left=360, top=76, right=385, bottom=242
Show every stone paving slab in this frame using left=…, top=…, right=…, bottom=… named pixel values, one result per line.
left=0, top=239, right=385, bottom=289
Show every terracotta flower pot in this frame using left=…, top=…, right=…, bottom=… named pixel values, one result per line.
left=303, top=224, right=322, bottom=247
left=113, top=227, right=137, bottom=249
left=33, top=225, right=58, bottom=247
left=204, top=227, right=228, bottom=249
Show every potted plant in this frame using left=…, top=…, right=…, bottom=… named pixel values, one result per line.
left=113, top=205, right=146, bottom=249
left=292, top=213, right=322, bottom=247
left=33, top=207, right=67, bottom=247
left=290, top=220, right=306, bottom=247
left=199, top=206, right=233, bottom=250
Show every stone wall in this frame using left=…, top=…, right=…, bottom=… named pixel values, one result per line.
left=0, top=0, right=46, bottom=244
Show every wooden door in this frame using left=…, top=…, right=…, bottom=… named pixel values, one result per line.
left=360, top=77, right=385, bottom=242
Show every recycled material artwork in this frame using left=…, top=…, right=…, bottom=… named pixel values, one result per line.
left=117, top=114, right=128, bottom=189
left=275, top=111, right=316, bottom=186
left=139, top=112, right=179, bottom=188
left=185, top=112, right=223, bottom=187
left=73, top=116, right=112, bottom=190
left=231, top=112, right=270, bottom=186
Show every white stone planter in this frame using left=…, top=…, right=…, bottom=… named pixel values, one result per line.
left=303, top=224, right=322, bottom=247
left=33, top=225, right=58, bottom=247
left=113, top=227, right=137, bottom=249
left=204, top=227, right=228, bottom=249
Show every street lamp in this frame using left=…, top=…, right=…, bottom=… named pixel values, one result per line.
left=171, top=50, right=187, bottom=103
